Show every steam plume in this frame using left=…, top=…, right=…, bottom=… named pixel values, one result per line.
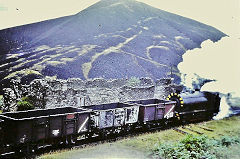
left=213, top=96, right=232, bottom=120
left=178, top=36, right=240, bottom=119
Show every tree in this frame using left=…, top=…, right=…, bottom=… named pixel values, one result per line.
left=17, top=96, right=34, bottom=111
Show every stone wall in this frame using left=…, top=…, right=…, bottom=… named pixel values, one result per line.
left=2, top=77, right=182, bottom=111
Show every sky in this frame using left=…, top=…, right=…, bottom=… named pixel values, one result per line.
left=0, top=0, right=239, bottom=37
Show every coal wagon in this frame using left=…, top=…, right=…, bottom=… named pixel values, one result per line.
left=126, top=99, right=177, bottom=128
left=0, top=107, right=91, bottom=153
left=83, top=102, right=139, bottom=136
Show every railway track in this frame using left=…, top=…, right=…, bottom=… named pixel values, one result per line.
left=173, top=128, right=189, bottom=135
left=18, top=123, right=214, bottom=158
left=173, top=124, right=214, bottom=135
left=196, top=125, right=214, bottom=132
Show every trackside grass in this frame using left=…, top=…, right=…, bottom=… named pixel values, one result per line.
left=38, top=116, right=240, bottom=159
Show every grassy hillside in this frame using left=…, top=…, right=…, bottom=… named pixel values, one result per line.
left=0, top=0, right=225, bottom=93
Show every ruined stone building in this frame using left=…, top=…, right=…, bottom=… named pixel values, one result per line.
left=3, top=77, right=182, bottom=112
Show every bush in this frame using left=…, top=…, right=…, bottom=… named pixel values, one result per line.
left=17, top=96, right=35, bottom=111
left=153, top=135, right=216, bottom=159
left=153, top=135, right=240, bottom=159
left=218, top=136, right=240, bottom=147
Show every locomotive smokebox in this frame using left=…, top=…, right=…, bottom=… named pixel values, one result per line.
left=167, top=91, right=220, bottom=121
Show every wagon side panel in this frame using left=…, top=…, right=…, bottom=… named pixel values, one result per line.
left=155, top=104, right=165, bottom=120
left=33, top=117, right=49, bottom=141
left=16, top=120, right=33, bottom=144
left=163, top=103, right=176, bottom=119
left=0, top=120, right=3, bottom=145
left=139, top=106, right=155, bottom=122
left=0, top=119, right=17, bottom=145
left=49, top=116, right=63, bottom=138
left=64, top=114, right=77, bottom=136
left=99, top=110, right=114, bottom=129
left=90, top=111, right=99, bottom=129
left=114, top=108, right=125, bottom=127
left=77, top=112, right=90, bottom=134
left=125, top=106, right=139, bottom=124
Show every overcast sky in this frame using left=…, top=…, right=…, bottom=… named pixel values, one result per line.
left=0, top=0, right=239, bottom=37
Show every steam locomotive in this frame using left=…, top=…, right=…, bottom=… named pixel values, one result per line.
left=0, top=91, right=220, bottom=157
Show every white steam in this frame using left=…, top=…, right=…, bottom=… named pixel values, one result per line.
left=213, top=96, right=232, bottom=120
left=178, top=36, right=240, bottom=119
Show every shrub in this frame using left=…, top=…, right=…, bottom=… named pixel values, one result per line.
left=17, top=96, right=35, bottom=111
left=153, top=135, right=217, bottom=159
left=153, top=135, right=240, bottom=159
left=218, top=136, right=240, bottom=147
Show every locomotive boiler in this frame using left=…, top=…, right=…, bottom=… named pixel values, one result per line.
left=166, top=91, right=220, bottom=122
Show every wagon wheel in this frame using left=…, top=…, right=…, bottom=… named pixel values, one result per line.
left=99, top=129, right=108, bottom=139
left=86, top=131, right=94, bottom=139
left=14, top=146, right=23, bottom=157
left=70, top=135, right=77, bottom=144
left=142, top=123, right=151, bottom=131
left=124, top=124, right=132, bottom=134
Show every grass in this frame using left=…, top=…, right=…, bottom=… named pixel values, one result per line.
left=4, top=69, right=42, bottom=79
left=216, top=144, right=240, bottom=159
left=118, top=117, right=240, bottom=152
left=82, top=62, right=92, bottom=79
left=117, top=129, right=182, bottom=152
left=60, top=57, right=74, bottom=63
left=204, top=116, right=240, bottom=138
left=38, top=116, right=240, bottom=159
left=46, top=61, right=64, bottom=66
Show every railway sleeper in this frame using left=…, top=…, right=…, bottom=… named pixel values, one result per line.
left=197, top=125, right=214, bottom=132
left=173, top=128, right=189, bottom=135
left=182, top=126, right=204, bottom=135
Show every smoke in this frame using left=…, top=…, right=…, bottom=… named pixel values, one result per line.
left=178, top=36, right=240, bottom=119
left=213, top=96, right=232, bottom=120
